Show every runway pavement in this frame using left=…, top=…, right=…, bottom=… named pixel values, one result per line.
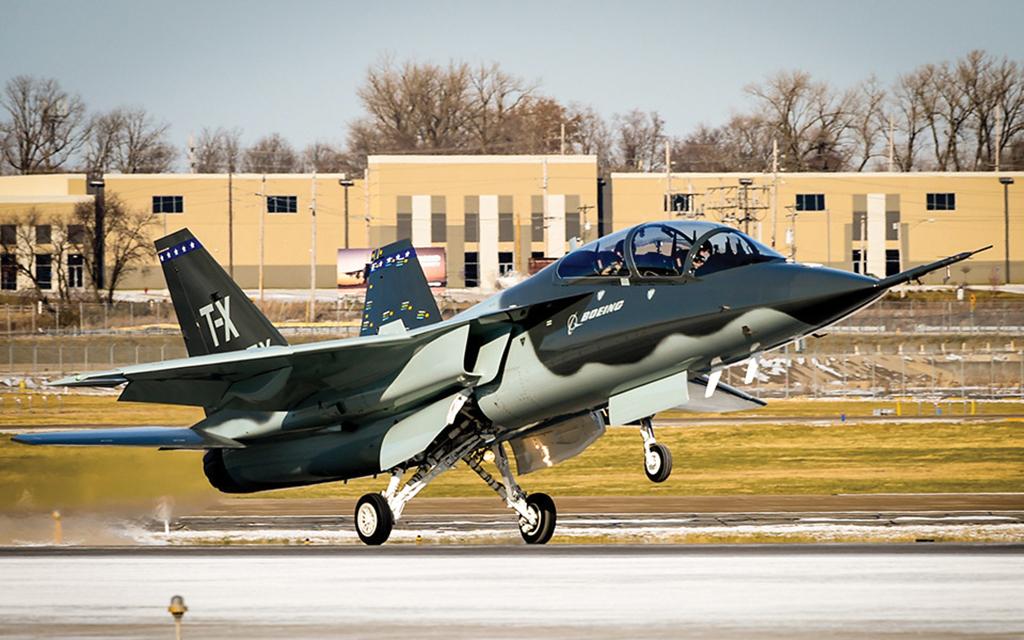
left=0, top=545, right=1021, bottom=639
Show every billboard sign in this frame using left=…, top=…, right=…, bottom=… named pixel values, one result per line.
left=337, top=247, right=447, bottom=288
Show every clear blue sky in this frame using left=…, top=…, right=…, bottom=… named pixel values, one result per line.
left=3, top=0, right=1023, bottom=155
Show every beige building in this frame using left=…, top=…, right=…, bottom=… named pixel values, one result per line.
left=0, top=161, right=1021, bottom=293
left=612, top=171, right=1024, bottom=284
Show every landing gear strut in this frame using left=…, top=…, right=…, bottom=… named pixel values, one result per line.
left=639, top=417, right=672, bottom=483
left=466, top=444, right=557, bottom=544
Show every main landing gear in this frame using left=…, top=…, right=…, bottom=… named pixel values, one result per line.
left=466, top=444, right=556, bottom=544
left=639, top=417, right=673, bottom=483
left=352, top=425, right=558, bottom=546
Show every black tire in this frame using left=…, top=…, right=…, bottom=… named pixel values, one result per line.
left=644, top=443, right=673, bottom=483
left=519, top=493, right=557, bottom=545
left=355, top=493, right=394, bottom=545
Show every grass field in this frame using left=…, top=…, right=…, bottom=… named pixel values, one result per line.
left=3, top=418, right=1022, bottom=511
left=1, top=390, right=1020, bottom=428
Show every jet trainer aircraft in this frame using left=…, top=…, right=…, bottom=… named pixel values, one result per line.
left=14, top=221, right=988, bottom=545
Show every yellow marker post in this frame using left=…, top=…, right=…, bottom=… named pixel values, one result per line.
left=168, top=595, right=187, bottom=640
left=51, top=510, right=62, bottom=545
left=896, top=400, right=901, bottom=417
left=971, top=399, right=976, bottom=415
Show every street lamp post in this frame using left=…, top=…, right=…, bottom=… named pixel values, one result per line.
left=87, top=178, right=105, bottom=291
left=339, top=178, right=354, bottom=249
left=1000, top=176, right=1014, bottom=284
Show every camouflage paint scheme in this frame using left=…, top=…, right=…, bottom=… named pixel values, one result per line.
left=13, top=221, right=985, bottom=510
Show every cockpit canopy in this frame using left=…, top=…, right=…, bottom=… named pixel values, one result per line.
left=555, top=221, right=784, bottom=280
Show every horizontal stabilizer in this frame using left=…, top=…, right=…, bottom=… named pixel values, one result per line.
left=12, top=427, right=244, bottom=449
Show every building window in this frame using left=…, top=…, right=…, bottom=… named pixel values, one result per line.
left=926, top=193, right=955, bottom=211
left=885, top=211, right=900, bottom=241
left=885, top=249, right=900, bottom=277
left=1, top=225, right=16, bottom=246
left=431, top=213, right=447, bottom=242
left=464, top=213, right=478, bottom=242
left=68, top=253, right=84, bottom=288
left=152, top=195, right=184, bottom=214
left=851, top=249, right=866, bottom=274
left=35, top=254, right=52, bottom=290
left=396, top=213, right=412, bottom=240
left=68, top=225, right=86, bottom=244
left=0, top=254, right=15, bottom=290
left=664, top=193, right=691, bottom=213
left=36, top=225, right=51, bottom=244
left=498, top=251, right=514, bottom=275
left=795, top=194, right=825, bottom=211
left=464, top=251, right=478, bottom=287
left=565, top=212, right=581, bottom=240
left=267, top=195, right=297, bottom=213
left=498, top=213, right=514, bottom=242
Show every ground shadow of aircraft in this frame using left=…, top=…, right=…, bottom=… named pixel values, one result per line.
left=14, top=220, right=988, bottom=545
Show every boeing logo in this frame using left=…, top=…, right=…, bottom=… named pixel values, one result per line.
left=198, top=296, right=240, bottom=347
left=567, top=299, right=625, bottom=336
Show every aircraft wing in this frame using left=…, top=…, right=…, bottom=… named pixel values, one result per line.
left=51, top=320, right=472, bottom=412
left=12, top=426, right=243, bottom=449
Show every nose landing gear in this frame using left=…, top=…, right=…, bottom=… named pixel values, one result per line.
left=639, top=417, right=673, bottom=483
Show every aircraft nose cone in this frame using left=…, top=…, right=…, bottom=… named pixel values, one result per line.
left=776, top=265, right=880, bottom=329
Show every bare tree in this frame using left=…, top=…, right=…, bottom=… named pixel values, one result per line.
left=111, top=107, right=176, bottom=173
left=745, top=70, right=855, bottom=171
left=242, top=133, right=299, bottom=173
left=612, top=109, right=666, bottom=172
left=564, top=104, right=614, bottom=172
left=0, top=208, right=89, bottom=305
left=891, top=67, right=935, bottom=170
left=302, top=140, right=354, bottom=173
left=194, top=126, right=243, bottom=172
left=466, top=63, right=536, bottom=152
left=84, top=107, right=176, bottom=174
left=71, top=193, right=157, bottom=304
left=0, top=76, right=89, bottom=174
left=849, top=76, right=889, bottom=171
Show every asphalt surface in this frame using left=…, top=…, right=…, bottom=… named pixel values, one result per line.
left=0, top=545, right=1021, bottom=639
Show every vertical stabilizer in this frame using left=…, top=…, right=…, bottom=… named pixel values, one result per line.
left=360, top=240, right=442, bottom=336
left=157, top=228, right=287, bottom=356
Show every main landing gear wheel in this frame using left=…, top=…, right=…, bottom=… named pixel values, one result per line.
left=519, top=493, right=557, bottom=545
left=355, top=493, right=393, bottom=545
left=644, top=443, right=673, bottom=483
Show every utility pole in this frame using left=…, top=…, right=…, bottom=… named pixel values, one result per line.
left=364, top=167, right=371, bottom=247
left=578, top=203, right=595, bottom=242
left=258, top=173, right=266, bottom=303
left=187, top=134, right=196, bottom=173
left=665, top=141, right=672, bottom=214
left=560, top=123, right=566, bottom=155
left=309, top=172, right=317, bottom=322
left=771, top=139, right=779, bottom=248
left=542, top=157, right=549, bottom=252
left=1000, top=176, right=1013, bottom=284
left=339, top=178, right=354, bottom=249
left=888, top=115, right=895, bottom=172
left=995, top=106, right=1004, bottom=172
left=227, top=171, right=234, bottom=277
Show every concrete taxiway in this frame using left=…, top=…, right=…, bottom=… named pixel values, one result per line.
left=0, top=545, right=1021, bottom=639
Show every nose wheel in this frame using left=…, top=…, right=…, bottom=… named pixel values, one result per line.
left=640, top=418, right=672, bottom=483
left=355, top=493, right=394, bottom=545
